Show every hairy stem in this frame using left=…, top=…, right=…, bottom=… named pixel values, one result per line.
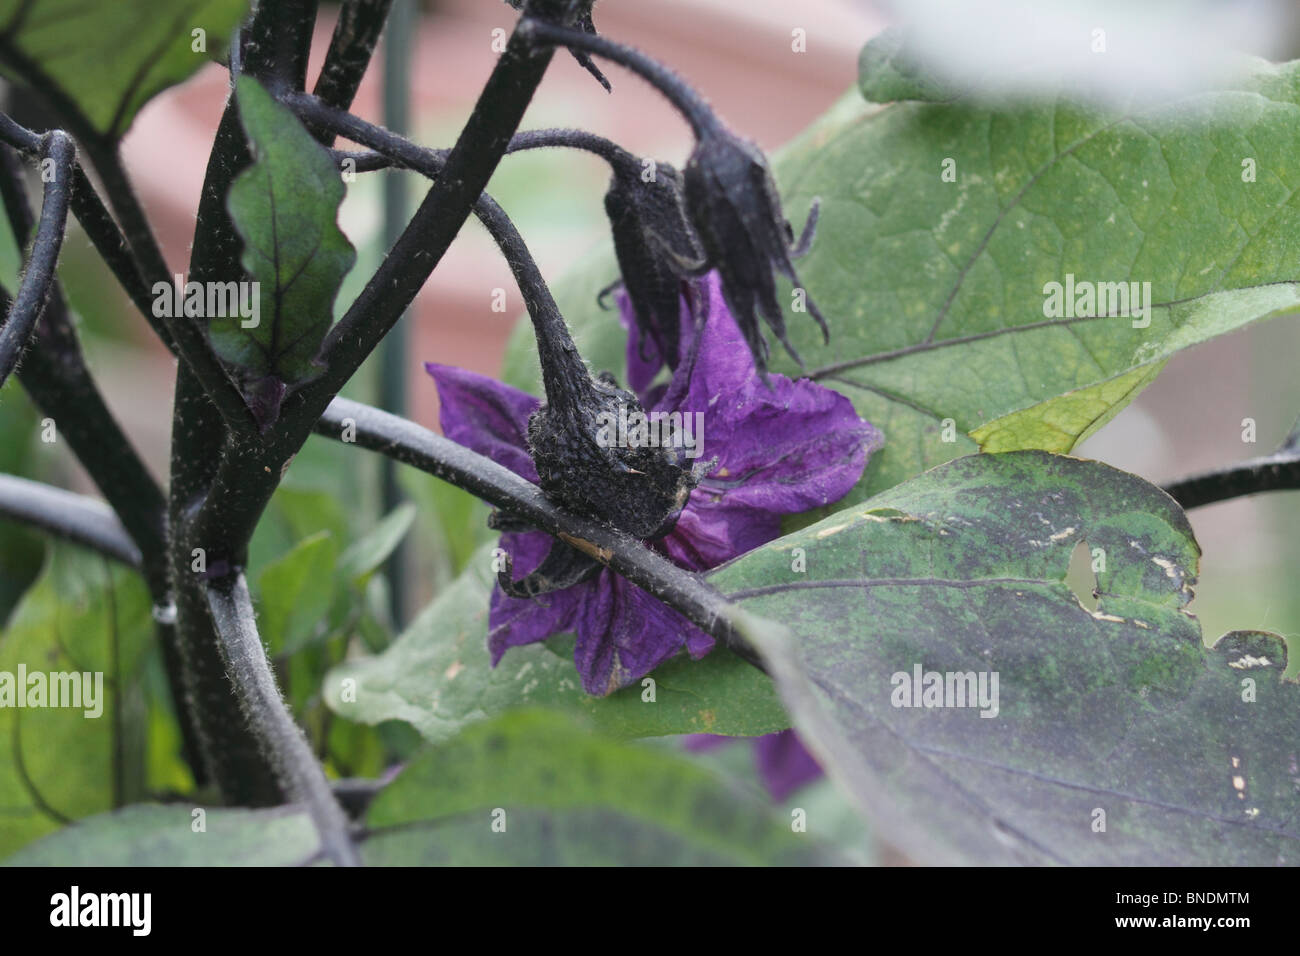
left=316, top=399, right=763, bottom=669
left=520, top=18, right=718, bottom=136
left=1163, top=419, right=1300, bottom=509
left=167, top=0, right=330, bottom=806
left=289, top=94, right=591, bottom=399
left=0, top=130, right=72, bottom=385
left=309, top=0, right=396, bottom=144
left=0, top=116, right=168, bottom=347
left=0, top=475, right=141, bottom=568
left=0, top=143, right=205, bottom=783
left=205, top=573, right=360, bottom=866
left=183, top=2, right=574, bottom=584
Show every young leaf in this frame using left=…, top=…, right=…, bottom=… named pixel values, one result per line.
left=337, top=503, right=416, bottom=584
left=0, top=0, right=249, bottom=140
left=325, top=543, right=790, bottom=742
left=255, top=530, right=339, bottom=655
left=709, top=451, right=1299, bottom=865
left=218, top=75, right=356, bottom=428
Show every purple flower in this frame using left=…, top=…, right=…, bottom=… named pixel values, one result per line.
left=687, top=729, right=823, bottom=801
left=427, top=271, right=881, bottom=695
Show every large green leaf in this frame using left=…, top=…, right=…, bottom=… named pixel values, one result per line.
left=709, top=450, right=1299, bottom=865
left=4, top=805, right=318, bottom=866
left=361, top=710, right=837, bottom=865
left=325, top=543, right=789, bottom=742
left=9, top=712, right=841, bottom=866
left=507, top=60, right=1300, bottom=501
left=217, top=75, right=356, bottom=426
left=0, top=545, right=154, bottom=858
left=0, top=0, right=249, bottom=140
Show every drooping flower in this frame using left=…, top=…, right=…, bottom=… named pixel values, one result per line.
left=602, top=159, right=702, bottom=387
left=683, top=124, right=827, bottom=375
left=427, top=271, right=881, bottom=695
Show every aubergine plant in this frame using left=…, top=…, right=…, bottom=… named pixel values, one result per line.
left=0, top=0, right=1298, bottom=867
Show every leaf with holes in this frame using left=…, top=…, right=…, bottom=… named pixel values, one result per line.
left=217, top=75, right=356, bottom=428
left=707, top=450, right=1299, bottom=865
left=0, top=0, right=249, bottom=141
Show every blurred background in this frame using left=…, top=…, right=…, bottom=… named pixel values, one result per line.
left=1, top=0, right=1297, bottom=659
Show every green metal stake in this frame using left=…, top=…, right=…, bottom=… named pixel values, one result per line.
left=380, top=0, right=415, bottom=628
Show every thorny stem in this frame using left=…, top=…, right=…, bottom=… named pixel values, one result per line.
left=205, top=574, right=361, bottom=866
left=0, top=130, right=72, bottom=386
left=520, top=18, right=720, bottom=137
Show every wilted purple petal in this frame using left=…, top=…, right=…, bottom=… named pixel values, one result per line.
left=754, top=729, right=823, bottom=801
left=617, top=287, right=666, bottom=397
left=683, top=730, right=823, bottom=800
left=649, top=274, right=882, bottom=570
left=487, top=531, right=586, bottom=662
left=572, top=570, right=713, bottom=695
left=426, top=362, right=540, bottom=482
left=429, top=269, right=881, bottom=698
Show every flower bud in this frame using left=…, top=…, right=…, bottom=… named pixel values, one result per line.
left=684, top=125, right=827, bottom=374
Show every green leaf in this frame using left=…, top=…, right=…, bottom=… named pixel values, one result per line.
left=249, top=485, right=350, bottom=576
left=361, top=710, right=838, bottom=865
left=325, top=543, right=789, bottom=742
left=0, top=545, right=154, bottom=858
left=857, top=27, right=962, bottom=104
left=217, top=75, right=356, bottom=426
left=708, top=450, right=1299, bottom=865
left=0, top=0, right=249, bottom=140
left=4, top=805, right=319, bottom=866
left=9, top=712, right=841, bottom=865
left=508, top=60, right=1300, bottom=501
left=255, top=530, right=339, bottom=655
left=337, top=503, right=415, bottom=584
